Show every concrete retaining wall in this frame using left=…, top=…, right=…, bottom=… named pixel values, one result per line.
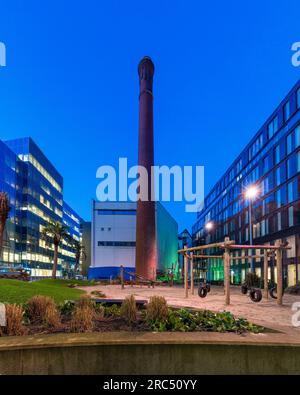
left=0, top=332, right=299, bottom=375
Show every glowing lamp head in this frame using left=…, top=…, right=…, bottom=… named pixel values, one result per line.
left=245, top=185, right=258, bottom=200
left=205, top=221, right=213, bottom=231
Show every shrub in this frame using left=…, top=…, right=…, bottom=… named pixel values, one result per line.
left=70, top=295, right=96, bottom=332
left=44, top=304, right=61, bottom=329
left=95, top=304, right=105, bottom=319
left=104, top=304, right=120, bottom=317
left=146, top=296, right=168, bottom=323
left=59, top=300, right=75, bottom=316
left=4, top=304, right=26, bottom=336
left=70, top=305, right=95, bottom=332
left=76, top=295, right=95, bottom=309
left=26, top=295, right=61, bottom=328
left=120, top=295, right=137, bottom=325
left=148, top=308, right=264, bottom=333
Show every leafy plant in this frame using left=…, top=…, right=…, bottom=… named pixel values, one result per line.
left=59, top=300, right=75, bottom=316
left=41, top=221, right=72, bottom=279
left=104, top=304, right=120, bottom=317
left=147, top=308, right=264, bottom=334
left=0, top=192, right=11, bottom=260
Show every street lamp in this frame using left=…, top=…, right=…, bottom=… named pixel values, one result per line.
left=204, top=221, right=214, bottom=282
left=205, top=221, right=214, bottom=231
left=245, top=184, right=259, bottom=273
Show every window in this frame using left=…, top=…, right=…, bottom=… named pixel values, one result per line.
left=287, top=133, right=292, bottom=155
left=284, top=101, right=290, bottom=121
left=98, top=209, right=136, bottom=215
left=297, top=88, right=300, bottom=109
left=289, top=206, right=294, bottom=227
left=275, top=145, right=280, bottom=164
left=276, top=167, right=280, bottom=186
left=268, top=116, right=279, bottom=139
left=296, top=126, right=300, bottom=148
left=277, top=212, right=282, bottom=231
left=276, top=189, right=281, bottom=208
left=288, top=180, right=297, bottom=203
left=98, top=241, right=136, bottom=247
left=287, top=155, right=297, bottom=179
left=249, top=134, right=263, bottom=160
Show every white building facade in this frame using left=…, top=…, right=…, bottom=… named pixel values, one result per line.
left=89, top=200, right=178, bottom=279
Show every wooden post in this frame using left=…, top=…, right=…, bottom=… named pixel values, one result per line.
left=190, top=252, right=194, bottom=295
left=152, top=268, right=155, bottom=288
left=264, top=250, right=268, bottom=299
left=224, top=238, right=230, bottom=305
left=184, top=245, right=188, bottom=298
left=276, top=246, right=283, bottom=306
left=120, top=265, right=124, bottom=290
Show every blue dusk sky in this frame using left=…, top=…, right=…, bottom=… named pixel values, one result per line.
left=0, top=0, right=300, bottom=231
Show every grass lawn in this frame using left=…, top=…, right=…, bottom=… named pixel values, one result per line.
left=0, top=279, right=89, bottom=304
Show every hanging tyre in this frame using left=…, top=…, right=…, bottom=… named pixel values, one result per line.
left=269, top=287, right=284, bottom=299
left=269, top=287, right=277, bottom=299
left=241, top=284, right=248, bottom=295
left=249, top=288, right=262, bottom=303
left=206, top=283, right=211, bottom=293
left=198, top=285, right=208, bottom=298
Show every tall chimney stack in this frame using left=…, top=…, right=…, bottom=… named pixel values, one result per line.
left=135, top=56, right=157, bottom=280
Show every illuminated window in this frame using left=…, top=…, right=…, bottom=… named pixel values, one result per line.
left=268, top=116, right=278, bottom=139
left=284, top=101, right=290, bottom=121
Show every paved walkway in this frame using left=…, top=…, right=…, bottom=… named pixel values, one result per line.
left=79, top=284, right=300, bottom=337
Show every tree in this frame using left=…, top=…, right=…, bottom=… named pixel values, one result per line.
left=42, top=221, right=71, bottom=279
left=0, top=192, right=11, bottom=260
left=73, top=239, right=86, bottom=274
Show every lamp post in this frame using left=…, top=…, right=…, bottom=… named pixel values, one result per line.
left=205, top=221, right=214, bottom=282
left=245, top=185, right=258, bottom=273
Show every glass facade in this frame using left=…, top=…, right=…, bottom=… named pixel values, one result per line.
left=193, top=79, right=300, bottom=286
left=0, top=137, right=82, bottom=277
left=62, top=202, right=83, bottom=276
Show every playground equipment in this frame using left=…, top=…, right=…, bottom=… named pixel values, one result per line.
left=178, top=238, right=290, bottom=306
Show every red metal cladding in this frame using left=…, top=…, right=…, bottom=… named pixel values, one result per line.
left=135, top=57, right=157, bottom=280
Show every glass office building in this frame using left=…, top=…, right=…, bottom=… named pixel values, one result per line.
left=0, top=137, right=82, bottom=277
left=0, top=140, right=20, bottom=265
left=62, top=201, right=83, bottom=276
left=192, top=79, right=300, bottom=287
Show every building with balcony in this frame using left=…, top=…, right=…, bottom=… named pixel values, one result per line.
left=192, top=79, right=300, bottom=287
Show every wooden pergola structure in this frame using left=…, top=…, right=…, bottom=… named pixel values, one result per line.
left=178, top=237, right=290, bottom=306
